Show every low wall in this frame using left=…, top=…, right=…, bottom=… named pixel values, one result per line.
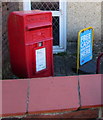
left=1, top=74, right=102, bottom=117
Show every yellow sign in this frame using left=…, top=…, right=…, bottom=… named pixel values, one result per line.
left=77, top=27, right=94, bottom=73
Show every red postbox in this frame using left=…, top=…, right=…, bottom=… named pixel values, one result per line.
left=8, top=10, right=54, bottom=78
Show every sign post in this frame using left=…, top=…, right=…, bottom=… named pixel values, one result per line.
left=77, top=27, right=94, bottom=73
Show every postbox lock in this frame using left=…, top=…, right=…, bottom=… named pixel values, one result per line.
left=38, top=42, right=43, bottom=47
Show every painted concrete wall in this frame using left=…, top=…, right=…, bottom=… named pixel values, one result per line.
left=67, top=2, right=102, bottom=54
left=67, top=2, right=101, bottom=42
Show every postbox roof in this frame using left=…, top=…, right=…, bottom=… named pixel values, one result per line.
left=12, top=10, right=51, bottom=16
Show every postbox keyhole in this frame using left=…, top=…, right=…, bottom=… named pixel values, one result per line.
left=38, top=42, right=43, bottom=47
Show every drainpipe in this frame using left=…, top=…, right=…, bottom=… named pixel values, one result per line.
left=96, top=53, right=103, bottom=74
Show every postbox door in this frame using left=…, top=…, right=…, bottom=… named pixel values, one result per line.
left=31, top=40, right=53, bottom=77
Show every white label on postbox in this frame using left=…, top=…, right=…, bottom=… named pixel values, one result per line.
left=36, top=48, right=46, bottom=72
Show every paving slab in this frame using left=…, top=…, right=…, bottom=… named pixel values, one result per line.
left=28, top=76, right=80, bottom=114
left=2, top=79, right=29, bottom=117
left=79, top=74, right=102, bottom=108
left=102, top=74, right=103, bottom=105
left=0, top=80, right=2, bottom=117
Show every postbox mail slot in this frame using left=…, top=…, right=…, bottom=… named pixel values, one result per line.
left=26, top=27, right=52, bottom=43
left=26, top=22, right=52, bottom=31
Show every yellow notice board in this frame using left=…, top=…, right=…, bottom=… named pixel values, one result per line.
left=77, top=27, right=94, bottom=73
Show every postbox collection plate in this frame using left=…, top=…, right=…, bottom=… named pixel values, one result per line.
left=36, top=47, right=46, bottom=72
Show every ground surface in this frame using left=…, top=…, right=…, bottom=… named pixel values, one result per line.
left=23, top=108, right=102, bottom=119
left=2, top=53, right=103, bottom=79
left=2, top=108, right=103, bottom=119
left=53, top=53, right=77, bottom=76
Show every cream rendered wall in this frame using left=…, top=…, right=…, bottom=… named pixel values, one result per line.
left=67, top=2, right=102, bottom=54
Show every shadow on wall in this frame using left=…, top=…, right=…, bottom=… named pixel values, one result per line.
left=2, top=2, right=19, bottom=79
